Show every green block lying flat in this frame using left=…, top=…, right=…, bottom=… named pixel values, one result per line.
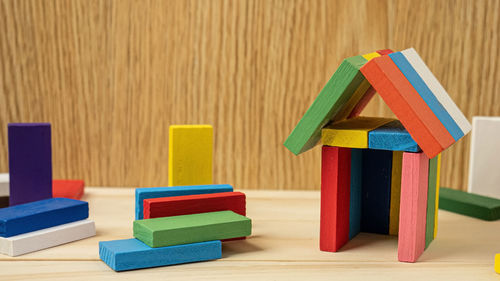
left=439, top=187, right=500, bottom=221
left=133, top=211, right=251, bottom=248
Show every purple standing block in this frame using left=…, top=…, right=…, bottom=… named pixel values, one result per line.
left=8, top=123, right=53, bottom=206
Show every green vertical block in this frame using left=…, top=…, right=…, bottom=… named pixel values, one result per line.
left=425, top=156, right=438, bottom=249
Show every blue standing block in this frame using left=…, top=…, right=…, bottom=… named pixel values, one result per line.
left=135, top=184, right=234, bottom=219
left=389, top=52, right=463, bottom=141
left=8, top=123, right=53, bottom=206
left=99, top=238, right=221, bottom=271
left=360, top=149, right=392, bottom=234
left=0, top=197, right=88, bottom=237
left=348, top=148, right=363, bottom=239
left=368, top=120, right=421, bottom=152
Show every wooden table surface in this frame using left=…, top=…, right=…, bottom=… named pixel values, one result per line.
left=1, top=187, right=499, bottom=280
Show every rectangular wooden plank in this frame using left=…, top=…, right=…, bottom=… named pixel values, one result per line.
left=322, top=117, right=395, bottom=148
left=401, top=48, right=471, bottom=135
left=53, top=180, right=85, bottom=200
left=0, top=173, right=8, bottom=197
left=389, top=151, right=403, bottom=235
left=0, top=219, right=95, bottom=257
left=168, top=125, right=213, bottom=186
left=320, top=146, right=351, bottom=252
left=439, top=187, right=500, bottom=221
left=360, top=56, right=455, bottom=158
left=495, top=253, right=500, bottom=274
left=434, top=154, right=441, bottom=238
left=133, top=211, right=251, bottom=248
left=8, top=123, right=52, bottom=206
left=389, top=52, right=464, bottom=141
left=348, top=148, right=362, bottom=239
left=144, top=192, right=245, bottom=219
left=398, top=152, right=429, bottom=263
left=0, top=198, right=88, bottom=237
left=99, top=239, right=221, bottom=272
left=425, top=155, right=439, bottom=248
left=135, top=185, right=233, bottom=220
left=376, top=49, right=394, bottom=56
left=368, top=120, right=421, bottom=152
left=361, top=149, right=392, bottom=234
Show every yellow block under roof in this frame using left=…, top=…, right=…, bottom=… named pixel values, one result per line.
left=321, top=117, right=395, bottom=148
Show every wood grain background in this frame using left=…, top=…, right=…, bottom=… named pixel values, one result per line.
left=0, top=0, right=498, bottom=189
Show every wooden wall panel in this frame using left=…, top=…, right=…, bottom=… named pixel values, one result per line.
left=0, top=0, right=497, bottom=190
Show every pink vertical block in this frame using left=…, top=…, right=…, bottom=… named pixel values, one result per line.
left=398, top=151, right=429, bottom=262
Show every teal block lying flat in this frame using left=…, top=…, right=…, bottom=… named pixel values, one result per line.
left=134, top=211, right=251, bottom=248
left=99, top=238, right=221, bottom=271
left=439, top=187, right=500, bottom=221
left=368, top=120, right=421, bottom=152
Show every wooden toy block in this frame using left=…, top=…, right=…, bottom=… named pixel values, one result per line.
left=368, top=120, right=421, bottom=152
left=401, top=48, right=471, bottom=135
left=434, top=154, right=441, bottom=238
left=360, top=56, right=455, bottom=159
left=8, top=123, right=52, bottom=206
left=425, top=155, right=439, bottom=248
left=322, top=117, right=395, bottom=148
left=0, top=219, right=95, bottom=257
left=144, top=191, right=246, bottom=219
left=389, top=151, right=403, bottom=235
left=439, top=187, right=500, bottom=221
left=349, top=148, right=362, bottom=239
left=168, top=125, right=213, bottom=186
left=284, top=55, right=368, bottom=155
left=0, top=198, right=88, bottom=237
left=376, top=49, right=394, bottom=55
left=360, top=149, right=392, bottom=234
left=468, top=117, right=500, bottom=199
left=0, top=173, right=8, bottom=197
left=320, top=146, right=350, bottom=252
left=362, top=52, right=381, bottom=61
left=0, top=196, right=8, bottom=209
left=495, top=253, right=500, bottom=274
left=135, top=185, right=233, bottom=220
left=99, top=239, right=221, bottom=272
left=133, top=211, right=251, bottom=248
left=398, top=152, right=429, bottom=263
left=389, top=52, right=463, bottom=141
left=53, top=180, right=85, bottom=200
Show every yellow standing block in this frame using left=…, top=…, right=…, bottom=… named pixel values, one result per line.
left=434, top=153, right=441, bottom=238
left=168, top=125, right=213, bottom=186
left=389, top=151, right=403, bottom=235
left=321, top=117, right=395, bottom=148
left=495, top=253, right=500, bottom=274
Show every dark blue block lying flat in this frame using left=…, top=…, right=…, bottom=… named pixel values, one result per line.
left=368, top=120, right=421, bottom=152
left=0, top=197, right=88, bottom=237
left=99, top=238, right=221, bottom=271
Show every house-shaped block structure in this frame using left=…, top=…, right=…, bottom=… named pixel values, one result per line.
left=284, top=48, right=471, bottom=263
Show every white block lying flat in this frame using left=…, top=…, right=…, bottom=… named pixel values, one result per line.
left=0, top=173, right=8, bottom=197
left=468, top=116, right=500, bottom=199
left=0, top=219, right=95, bottom=256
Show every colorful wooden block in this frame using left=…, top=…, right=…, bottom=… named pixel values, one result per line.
left=389, top=151, right=403, bottom=235
left=135, top=184, right=233, bottom=220
left=0, top=198, right=88, bottom=237
left=320, top=146, right=351, bottom=252
left=439, top=187, right=500, bottom=221
left=168, top=125, right=213, bottom=187
left=0, top=219, right=95, bottom=257
left=8, top=123, right=53, bottom=206
left=389, top=51, right=464, bottom=141
left=0, top=173, right=8, bottom=197
left=401, top=48, right=471, bottom=135
left=361, top=149, right=392, bottom=234
left=376, top=49, right=394, bottom=56
left=348, top=148, right=362, bottom=239
left=368, top=120, right=421, bottom=152
left=53, top=180, right=85, bottom=200
left=360, top=56, right=455, bottom=158
left=468, top=117, right=500, bottom=199
left=425, top=155, right=439, bottom=248
left=133, top=211, right=251, bottom=248
left=434, top=154, right=441, bottom=238
left=144, top=192, right=246, bottom=219
left=398, top=152, right=429, bottom=263
left=495, top=253, right=500, bottom=274
left=99, top=239, right=221, bottom=272
left=322, top=117, right=395, bottom=148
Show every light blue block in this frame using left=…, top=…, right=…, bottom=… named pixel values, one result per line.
left=389, top=52, right=464, bottom=141
left=99, top=238, right=221, bottom=271
left=135, top=185, right=233, bottom=219
left=349, top=149, right=363, bottom=239
left=368, top=121, right=421, bottom=152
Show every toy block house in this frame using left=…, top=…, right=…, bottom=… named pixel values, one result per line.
left=284, top=48, right=471, bottom=263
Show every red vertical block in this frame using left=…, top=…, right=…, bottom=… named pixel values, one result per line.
left=320, top=146, right=351, bottom=252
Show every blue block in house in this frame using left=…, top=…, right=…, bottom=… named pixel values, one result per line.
left=368, top=120, right=421, bottom=152
left=0, top=198, right=88, bottom=237
left=135, top=185, right=234, bottom=219
left=99, top=238, right=221, bottom=271
left=349, top=148, right=363, bottom=239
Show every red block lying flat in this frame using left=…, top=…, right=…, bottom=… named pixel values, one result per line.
left=52, top=180, right=85, bottom=200
left=143, top=192, right=246, bottom=219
